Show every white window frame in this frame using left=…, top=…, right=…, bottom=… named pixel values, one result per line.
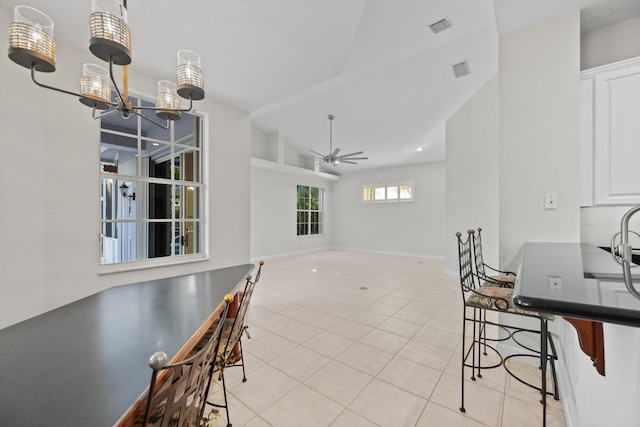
left=296, top=185, right=324, bottom=236
left=99, top=93, right=208, bottom=273
left=362, top=182, right=414, bottom=203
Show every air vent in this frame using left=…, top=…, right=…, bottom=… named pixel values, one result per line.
left=429, top=17, right=452, bottom=34
left=452, top=60, right=470, bottom=78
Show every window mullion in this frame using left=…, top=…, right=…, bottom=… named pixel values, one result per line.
left=136, top=99, right=144, bottom=262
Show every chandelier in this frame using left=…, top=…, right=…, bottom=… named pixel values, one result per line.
left=7, top=0, right=205, bottom=128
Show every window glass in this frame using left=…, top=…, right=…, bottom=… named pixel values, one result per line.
left=99, top=94, right=204, bottom=266
left=147, top=183, right=173, bottom=220
left=174, top=113, right=198, bottom=144
left=363, top=187, right=374, bottom=201
left=100, top=133, right=138, bottom=175
left=400, top=185, right=413, bottom=200
left=173, top=149, right=200, bottom=182
left=387, top=186, right=398, bottom=200
left=296, top=185, right=323, bottom=236
left=141, top=139, right=170, bottom=168
left=363, top=182, right=414, bottom=203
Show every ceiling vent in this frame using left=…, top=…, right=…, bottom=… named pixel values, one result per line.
left=452, top=61, right=471, bottom=78
left=429, top=17, right=453, bottom=34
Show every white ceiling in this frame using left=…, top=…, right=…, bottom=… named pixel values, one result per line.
left=2, top=0, right=639, bottom=173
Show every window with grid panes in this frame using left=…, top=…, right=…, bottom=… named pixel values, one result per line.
left=362, top=182, right=414, bottom=202
left=99, top=95, right=205, bottom=266
left=296, top=185, right=323, bottom=236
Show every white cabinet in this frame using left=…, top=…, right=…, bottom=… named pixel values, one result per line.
left=581, top=57, right=640, bottom=206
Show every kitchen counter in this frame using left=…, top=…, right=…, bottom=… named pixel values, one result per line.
left=514, top=242, right=640, bottom=327
left=0, top=264, right=254, bottom=427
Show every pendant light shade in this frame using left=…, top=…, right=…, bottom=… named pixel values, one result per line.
left=156, top=80, right=181, bottom=120
left=8, top=6, right=56, bottom=72
left=79, top=63, right=111, bottom=110
left=89, top=0, right=132, bottom=65
left=176, top=50, right=205, bottom=100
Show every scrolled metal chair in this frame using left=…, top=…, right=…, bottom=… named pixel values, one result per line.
left=202, top=260, right=264, bottom=427
left=456, top=231, right=558, bottom=426
left=140, top=294, right=233, bottom=427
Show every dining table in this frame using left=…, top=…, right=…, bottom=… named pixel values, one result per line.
left=0, top=263, right=254, bottom=427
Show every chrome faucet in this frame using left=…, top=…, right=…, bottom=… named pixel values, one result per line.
left=611, top=205, right=640, bottom=300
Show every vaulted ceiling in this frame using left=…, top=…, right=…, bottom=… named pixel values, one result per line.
left=2, top=0, right=638, bottom=173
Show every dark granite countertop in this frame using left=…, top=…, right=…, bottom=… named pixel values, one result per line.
left=0, top=264, right=254, bottom=427
left=513, top=243, right=640, bottom=326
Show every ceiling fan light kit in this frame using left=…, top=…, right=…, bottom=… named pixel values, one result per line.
left=310, top=114, right=368, bottom=166
left=7, top=0, right=205, bottom=129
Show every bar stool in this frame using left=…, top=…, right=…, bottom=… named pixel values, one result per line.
left=456, top=230, right=559, bottom=426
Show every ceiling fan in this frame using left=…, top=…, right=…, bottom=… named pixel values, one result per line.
left=310, top=114, right=368, bottom=166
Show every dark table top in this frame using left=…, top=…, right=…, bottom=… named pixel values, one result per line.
left=0, top=264, right=254, bottom=427
left=513, top=243, right=640, bottom=326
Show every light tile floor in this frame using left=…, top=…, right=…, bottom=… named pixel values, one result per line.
left=207, top=250, right=566, bottom=427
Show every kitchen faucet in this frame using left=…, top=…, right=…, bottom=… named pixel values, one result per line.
left=611, top=205, right=640, bottom=300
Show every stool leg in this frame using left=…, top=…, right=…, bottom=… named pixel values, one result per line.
left=460, top=306, right=467, bottom=412
left=540, top=319, right=548, bottom=427
left=477, top=309, right=485, bottom=379
left=547, top=331, right=560, bottom=400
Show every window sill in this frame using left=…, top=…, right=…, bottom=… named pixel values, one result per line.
left=98, top=254, right=209, bottom=275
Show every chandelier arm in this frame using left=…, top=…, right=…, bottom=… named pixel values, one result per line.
left=93, top=109, right=120, bottom=120
left=132, top=110, right=170, bottom=130
left=108, top=57, right=127, bottom=107
left=30, top=64, right=116, bottom=106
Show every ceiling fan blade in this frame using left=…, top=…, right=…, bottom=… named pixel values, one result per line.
left=332, top=148, right=340, bottom=157
left=340, top=157, right=368, bottom=161
left=309, top=150, right=325, bottom=157
left=339, top=151, right=364, bottom=157
left=339, top=160, right=357, bottom=164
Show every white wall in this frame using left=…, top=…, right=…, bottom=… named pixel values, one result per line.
left=250, top=159, right=446, bottom=261
left=498, top=12, right=582, bottom=267
left=332, top=163, right=446, bottom=257
left=581, top=16, right=640, bottom=70
left=496, top=7, right=581, bottom=382
left=0, top=4, right=251, bottom=329
left=496, top=13, right=640, bottom=427
left=445, top=75, right=500, bottom=274
left=250, top=166, right=333, bottom=260
left=251, top=126, right=313, bottom=169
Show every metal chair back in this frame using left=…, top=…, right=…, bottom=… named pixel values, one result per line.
left=141, top=296, right=232, bottom=427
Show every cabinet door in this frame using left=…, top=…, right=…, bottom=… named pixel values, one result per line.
left=594, top=59, right=640, bottom=205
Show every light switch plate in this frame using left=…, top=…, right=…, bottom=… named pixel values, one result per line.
left=545, top=194, right=558, bottom=210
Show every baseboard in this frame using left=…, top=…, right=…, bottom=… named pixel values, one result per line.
left=444, top=268, right=459, bottom=278
left=251, top=246, right=444, bottom=264
left=250, top=247, right=332, bottom=263
left=329, top=246, right=445, bottom=260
